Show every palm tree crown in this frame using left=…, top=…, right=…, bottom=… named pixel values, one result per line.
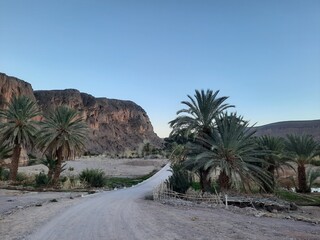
left=285, top=134, right=319, bottom=164
left=0, top=96, right=40, bottom=180
left=37, top=106, right=88, bottom=185
left=255, top=135, right=288, bottom=192
left=0, top=96, right=40, bottom=147
left=184, top=113, right=270, bottom=191
left=169, top=89, right=234, bottom=136
left=285, top=134, right=320, bottom=193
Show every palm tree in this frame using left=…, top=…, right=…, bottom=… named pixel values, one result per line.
left=169, top=89, right=233, bottom=136
left=169, top=89, right=233, bottom=191
left=37, top=106, right=88, bottom=186
left=256, top=135, right=289, bottom=192
left=184, top=113, right=271, bottom=192
left=285, top=134, right=320, bottom=193
left=0, top=96, right=40, bottom=181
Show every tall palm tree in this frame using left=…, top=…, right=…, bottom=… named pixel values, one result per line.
left=0, top=96, right=40, bottom=181
left=184, top=113, right=271, bottom=192
left=285, top=134, right=320, bottom=193
left=256, top=135, right=288, bottom=192
left=37, top=106, right=88, bottom=186
left=169, top=89, right=233, bottom=191
left=169, top=89, right=233, bottom=136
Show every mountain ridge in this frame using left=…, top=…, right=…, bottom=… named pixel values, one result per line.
left=253, top=119, right=320, bottom=141
left=0, top=72, right=162, bottom=155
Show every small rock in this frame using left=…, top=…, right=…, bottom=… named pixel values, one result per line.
left=255, top=212, right=266, bottom=218
left=7, top=199, right=14, bottom=202
left=35, top=204, right=42, bottom=207
left=17, top=206, right=23, bottom=209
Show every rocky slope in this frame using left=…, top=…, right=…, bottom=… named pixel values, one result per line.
left=254, top=120, right=320, bottom=141
left=0, top=72, right=162, bottom=155
left=34, top=89, right=162, bottom=154
left=0, top=73, right=36, bottom=109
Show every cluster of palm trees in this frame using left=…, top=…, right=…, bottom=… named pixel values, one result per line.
left=169, top=89, right=320, bottom=193
left=0, top=96, right=88, bottom=186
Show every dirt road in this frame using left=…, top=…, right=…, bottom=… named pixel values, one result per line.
left=27, top=164, right=172, bottom=240
left=22, top=163, right=320, bottom=240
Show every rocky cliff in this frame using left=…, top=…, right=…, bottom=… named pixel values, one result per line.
left=0, top=72, right=162, bottom=155
left=0, top=73, right=36, bottom=108
left=34, top=89, right=162, bottom=154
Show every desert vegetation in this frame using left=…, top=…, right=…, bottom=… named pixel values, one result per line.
left=166, top=89, right=320, bottom=206
left=0, top=96, right=88, bottom=188
left=0, top=91, right=320, bottom=206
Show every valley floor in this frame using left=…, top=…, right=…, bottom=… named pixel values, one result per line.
left=0, top=157, right=320, bottom=239
left=0, top=192, right=319, bottom=240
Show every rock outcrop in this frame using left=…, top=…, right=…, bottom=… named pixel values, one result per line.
left=0, top=73, right=36, bottom=108
left=34, top=89, right=162, bottom=154
left=0, top=72, right=162, bottom=155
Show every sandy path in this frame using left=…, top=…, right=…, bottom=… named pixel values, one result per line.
left=26, top=164, right=173, bottom=240
left=2, top=195, right=320, bottom=240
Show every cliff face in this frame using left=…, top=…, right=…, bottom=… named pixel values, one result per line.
left=34, top=90, right=162, bottom=154
left=0, top=73, right=36, bottom=108
left=0, top=72, right=162, bottom=155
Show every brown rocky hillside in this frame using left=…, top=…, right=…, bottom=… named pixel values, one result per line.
left=253, top=120, right=320, bottom=141
left=0, top=72, right=162, bottom=155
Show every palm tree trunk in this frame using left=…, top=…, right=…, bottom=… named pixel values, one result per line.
left=199, top=168, right=211, bottom=192
left=297, top=163, right=309, bottom=193
left=263, top=165, right=275, bottom=193
left=9, top=144, right=21, bottom=181
left=218, top=169, right=230, bottom=190
left=48, top=168, right=54, bottom=180
left=52, top=147, right=63, bottom=187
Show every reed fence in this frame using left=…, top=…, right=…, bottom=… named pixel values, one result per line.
left=153, top=182, right=226, bottom=207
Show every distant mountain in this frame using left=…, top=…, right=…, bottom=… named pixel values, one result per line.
left=253, top=120, right=320, bottom=141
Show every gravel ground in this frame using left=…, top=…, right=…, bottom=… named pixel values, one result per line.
left=1, top=157, right=320, bottom=240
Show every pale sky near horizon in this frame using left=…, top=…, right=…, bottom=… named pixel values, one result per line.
left=0, top=0, right=319, bottom=138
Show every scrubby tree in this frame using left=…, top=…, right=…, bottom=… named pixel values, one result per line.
left=285, top=134, right=320, bottom=193
left=37, top=106, right=88, bottom=186
left=169, top=89, right=233, bottom=192
left=0, top=96, right=40, bottom=181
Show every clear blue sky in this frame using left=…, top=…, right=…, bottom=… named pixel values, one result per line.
left=1, top=0, right=319, bottom=138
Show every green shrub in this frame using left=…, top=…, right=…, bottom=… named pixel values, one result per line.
left=27, top=154, right=40, bottom=166
left=191, top=181, right=201, bottom=191
left=16, top=173, right=28, bottom=182
left=0, top=167, right=9, bottom=181
left=79, top=169, right=107, bottom=188
left=166, top=164, right=192, bottom=194
left=35, top=172, right=50, bottom=187
left=191, top=181, right=220, bottom=193
left=310, top=159, right=320, bottom=166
